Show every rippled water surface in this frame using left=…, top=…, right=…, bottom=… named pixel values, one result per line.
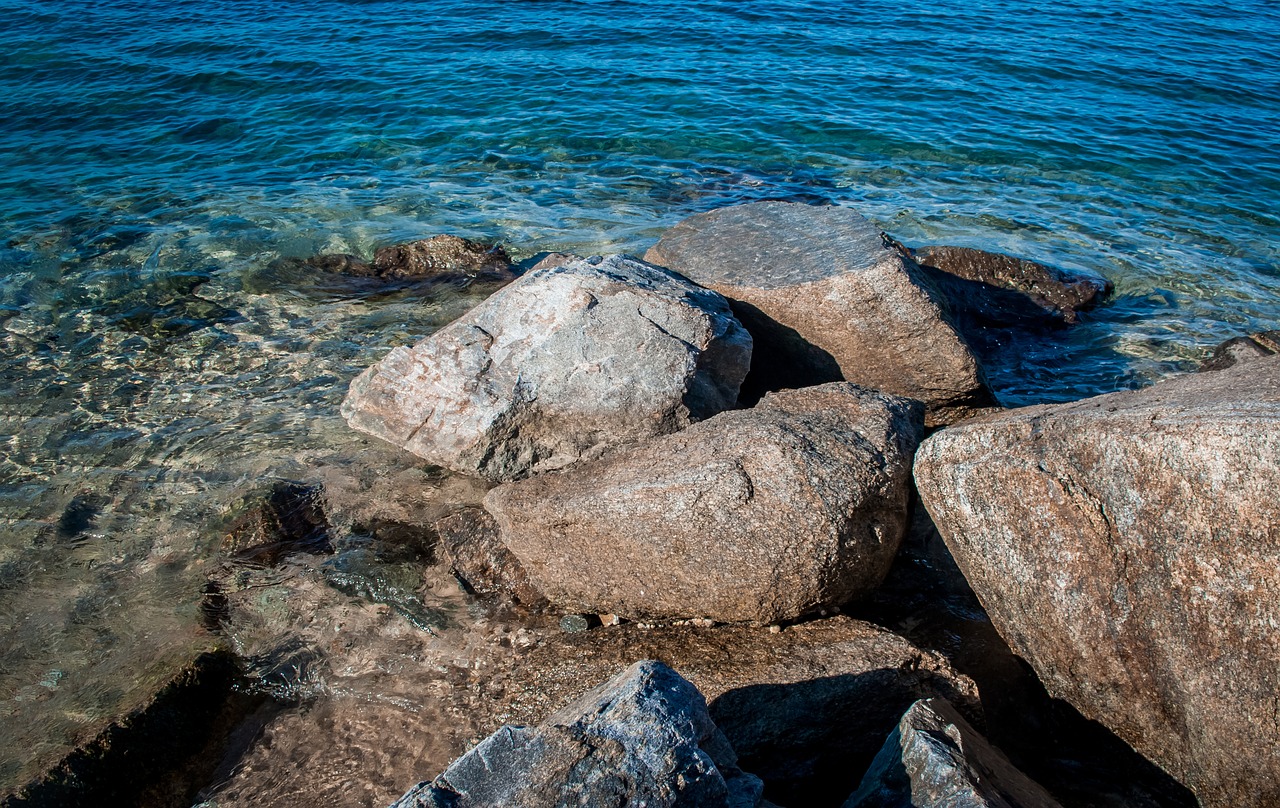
left=1, top=0, right=1278, bottom=800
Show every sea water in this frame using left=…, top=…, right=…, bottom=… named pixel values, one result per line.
left=0, top=0, right=1277, bottom=800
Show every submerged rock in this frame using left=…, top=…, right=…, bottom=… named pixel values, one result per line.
left=481, top=617, right=980, bottom=807
left=221, top=480, right=332, bottom=566
left=368, top=235, right=515, bottom=281
left=484, top=383, right=923, bottom=624
left=908, top=245, right=1111, bottom=327
left=1199, top=330, right=1280, bottom=372
left=342, top=254, right=752, bottom=481
left=913, top=357, right=1280, bottom=807
left=844, top=698, right=1062, bottom=808
left=645, top=201, right=991, bottom=422
left=390, top=660, right=764, bottom=808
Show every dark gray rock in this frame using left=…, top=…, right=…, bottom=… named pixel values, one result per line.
left=844, top=698, right=1062, bottom=808
left=342, top=254, right=752, bottom=482
left=484, top=383, right=923, bottom=624
left=1199, top=331, right=1280, bottom=372
left=389, top=660, right=764, bottom=808
left=369, top=235, right=514, bottom=281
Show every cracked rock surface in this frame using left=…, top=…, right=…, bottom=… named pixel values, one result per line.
left=914, top=357, right=1280, bottom=807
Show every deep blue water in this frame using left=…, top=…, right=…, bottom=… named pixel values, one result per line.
left=0, top=0, right=1279, bottom=792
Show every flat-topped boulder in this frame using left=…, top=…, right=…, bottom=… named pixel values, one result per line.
left=913, top=357, right=1280, bottom=807
left=342, top=255, right=752, bottom=481
left=390, top=660, right=764, bottom=808
left=645, top=202, right=991, bottom=422
left=484, top=383, right=923, bottom=624
left=844, top=698, right=1062, bottom=808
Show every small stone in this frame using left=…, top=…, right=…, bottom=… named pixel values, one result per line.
left=559, top=614, right=593, bottom=633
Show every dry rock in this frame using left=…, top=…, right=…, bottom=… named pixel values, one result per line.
left=645, top=202, right=991, bottom=422
left=342, top=254, right=752, bottom=481
left=913, top=357, right=1280, bottom=807
left=484, top=383, right=923, bottom=624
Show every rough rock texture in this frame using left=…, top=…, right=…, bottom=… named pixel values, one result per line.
left=844, top=698, right=1062, bottom=808
left=301, top=236, right=515, bottom=281
left=909, top=245, right=1112, bottom=327
left=390, top=660, right=764, bottom=808
left=220, top=480, right=332, bottom=565
left=342, top=255, right=752, bottom=481
left=435, top=507, right=546, bottom=606
left=645, top=202, right=991, bottom=422
left=913, top=357, right=1280, bottom=808
left=1199, top=330, right=1280, bottom=372
left=479, top=617, right=980, bottom=807
left=484, top=383, right=923, bottom=624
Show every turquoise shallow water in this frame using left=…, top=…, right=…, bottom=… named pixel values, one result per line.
left=0, top=0, right=1278, bottom=796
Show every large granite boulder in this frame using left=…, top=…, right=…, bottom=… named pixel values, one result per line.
left=645, top=202, right=991, bottom=422
left=390, top=660, right=764, bottom=808
left=484, top=383, right=923, bottom=624
left=342, top=255, right=752, bottom=481
left=478, top=617, right=980, bottom=807
left=844, top=698, right=1062, bottom=808
left=913, top=357, right=1280, bottom=807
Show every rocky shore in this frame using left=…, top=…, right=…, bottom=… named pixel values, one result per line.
left=9, top=201, right=1274, bottom=808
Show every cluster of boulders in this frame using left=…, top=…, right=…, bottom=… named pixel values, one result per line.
left=337, top=201, right=1277, bottom=807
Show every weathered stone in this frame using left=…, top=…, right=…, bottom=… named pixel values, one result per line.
left=909, top=245, right=1112, bottom=327
left=913, top=357, right=1280, bottom=807
left=485, top=383, right=923, bottom=624
left=342, top=255, right=752, bottom=481
left=435, top=508, right=546, bottom=606
left=844, top=697, right=1062, bottom=808
left=390, top=660, right=764, bottom=808
left=480, top=617, right=980, bottom=807
left=221, top=480, right=332, bottom=566
left=645, top=202, right=991, bottom=422
left=370, top=235, right=515, bottom=281
left=527, top=251, right=582, bottom=272
left=1199, top=330, right=1280, bottom=372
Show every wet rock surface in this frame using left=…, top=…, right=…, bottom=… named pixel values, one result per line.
left=220, top=480, right=333, bottom=566
left=434, top=507, right=546, bottom=606
left=914, top=357, right=1280, bottom=807
left=391, top=661, right=764, bottom=808
left=844, top=697, right=1063, bottom=808
left=341, top=254, right=752, bottom=481
left=484, top=383, right=923, bottom=624
left=477, top=617, right=980, bottom=808
left=1199, top=330, right=1280, bottom=371
left=645, top=201, right=991, bottom=422
left=305, top=235, right=514, bottom=282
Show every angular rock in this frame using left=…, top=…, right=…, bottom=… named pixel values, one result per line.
left=485, top=383, right=923, bottom=624
left=480, top=617, right=981, bottom=807
left=645, top=202, right=991, bottom=422
left=342, top=255, right=752, bottom=481
left=221, top=480, right=332, bottom=565
left=390, top=660, right=764, bottom=808
left=1199, top=330, right=1280, bottom=372
left=913, top=357, right=1280, bottom=808
left=909, top=245, right=1112, bottom=327
left=844, top=697, right=1062, bottom=808
left=434, top=507, right=546, bottom=606
left=369, top=235, right=515, bottom=281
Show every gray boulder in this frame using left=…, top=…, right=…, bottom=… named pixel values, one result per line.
left=484, top=382, right=923, bottom=624
left=645, top=202, right=991, bottom=423
left=844, top=698, right=1062, bottom=808
left=913, top=357, right=1280, bottom=807
left=389, top=660, right=764, bottom=808
left=342, top=255, right=752, bottom=481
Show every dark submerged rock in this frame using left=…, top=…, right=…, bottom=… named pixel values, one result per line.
left=221, top=480, right=332, bottom=566
left=390, top=660, right=764, bottom=808
left=1199, top=330, right=1280, bottom=372
left=843, top=697, right=1062, bottom=808
left=368, top=235, right=515, bottom=281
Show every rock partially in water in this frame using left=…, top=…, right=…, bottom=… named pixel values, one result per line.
left=367, top=236, right=515, bottom=282
left=221, top=480, right=332, bottom=566
left=1199, top=330, right=1280, bottom=372
left=342, top=254, right=752, bottom=482
left=843, top=697, right=1062, bottom=808
left=908, top=245, right=1112, bottom=327
left=480, top=617, right=979, bottom=808
left=525, top=251, right=582, bottom=272
left=484, top=383, right=923, bottom=624
left=913, top=357, right=1280, bottom=808
left=435, top=508, right=546, bottom=607
left=391, top=660, right=764, bottom=808
left=645, top=201, right=992, bottom=423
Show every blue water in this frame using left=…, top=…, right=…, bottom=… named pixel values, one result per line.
left=1, top=0, right=1279, bottom=796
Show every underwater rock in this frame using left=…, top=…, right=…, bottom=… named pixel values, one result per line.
left=221, top=480, right=332, bottom=566
left=481, top=617, right=980, bottom=807
left=367, top=235, right=515, bottom=281
left=484, top=383, right=922, bottom=624
left=913, top=356, right=1280, bottom=808
left=390, top=660, right=764, bottom=808
left=342, top=254, right=752, bottom=482
left=843, top=697, right=1062, bottom=808
left=1199, top=330, right=1280, bottom=372
left=645, top=201, right=991, bottom=423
